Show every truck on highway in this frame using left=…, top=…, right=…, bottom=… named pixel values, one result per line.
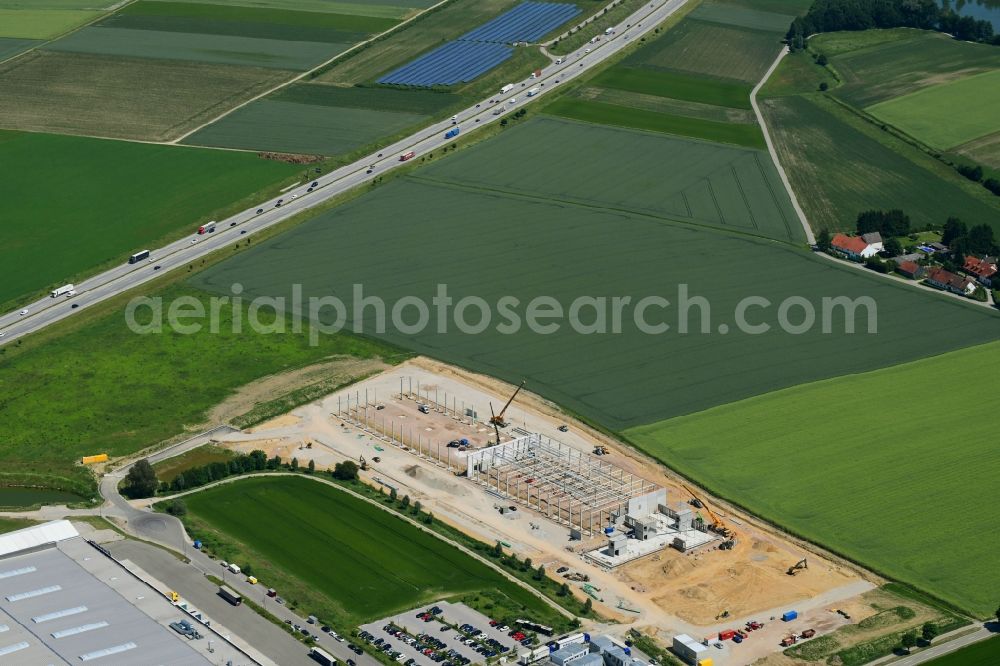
left=500, top=83, right=514, bottom=94
left=526, top=87, right=540, bottom=97
left=228, top=563, right=241, bottom=574
left=399, top=151, right=416, bottom=161
left=218, top=585, right=242, bottom=606
left=128, top=250, right=150, bottom=264
left=445, top=127, right=460, bottom=139
left=310, top=646, right=337, bottom=666
left=197, top=221, right=217, bottom=234
left=51, top=284, right=75, bottom=298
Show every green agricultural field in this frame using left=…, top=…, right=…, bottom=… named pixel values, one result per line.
left=0, top=9, right=103, bottom=39
left=760, top=94, right=1000, bottom=234
left=0, top=285, right=399, bottom=494
left=955, top=131, right=1000, bottom=170
left=545, top=99, right=764, bottom=148
left=710, top=0, right=812, bottom=14
left=104, top=1, right=397, bottom=41
left=573, top=86, right=756, bottom=124
left=0, top=50, right=293, bottom=140
left=153, top=445, right=234, bottom=483
left=45, top=26, right=347, bottom=70
left=181, top=475, right=560, bottom=623
left=416, top=118, right=791, bottom=239
left=275, top=83, right=462, bottom=115
left=592, top=67, right=752, bottom=109
left=183, top=99, right=425, bottom=156
left=925, top=636, right=1000, bottom=666
left=689, top=1, right=794, bottom=32
left=623, top=17, right=784, bottom=84
left=0, top=130, right=299, bottom=307
left=146, top=0, right=436, bottom=19
left=0, top=36, right=38, bottom=59
left=191, top=120, right=1000, bottom=434
left=815, top=29, right=1000, bottom=108
left=316, top=0, right=519, bottom=85
left=625, top=340, right=1000, bottom=617
left=868, top=70, right=1000, bottom=151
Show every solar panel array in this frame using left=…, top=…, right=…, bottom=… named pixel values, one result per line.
left=461, top=2, right=582, bottom=43
left=377, top=1, right=581, bottom=87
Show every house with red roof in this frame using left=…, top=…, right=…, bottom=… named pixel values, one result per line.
left=925, top=267, right=976, bottom=296
left=962, top=255, right=997, bottom=286
left=895, top=260, right=924, bottom=280
left=830, top=233, right=882, bottom=259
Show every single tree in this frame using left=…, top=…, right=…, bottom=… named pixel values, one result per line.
left=921, top=622, right=939, bottom=643
left=307, top=459, right=316, bottom=474
left=333, top=460, right=359, bottom=481
left=124, top=459, right=159, bottom=499
left=817, top=53, right=828, bottom=66
left=942, top=217, right=967, bottom=246
left=559, top=583, right=570, bottom=597
left=534, top=564, right=545, bottom=581
left=424, top=512, right=433, bottom=525
left=390, top=487, right=398, bottom=502
left=816, top=228, right=832, bottom=250
left=523, top=557, right=533, bottom=571
left=582, top=598, right=593, bottom=614
left=900, top=630, right=918, bottom=653
left=819, top=82, right=829, bottom=91
left=494, top=541, right=504, bottom=557
left=166, top=499, right=187, bottom=516
left=413, top=500, right=422, bottom=515
left=400, top=495, right=410, bottom=510
left=884, top=236, right=903, bottom=257
left=291, top=457, right=299, bottom=471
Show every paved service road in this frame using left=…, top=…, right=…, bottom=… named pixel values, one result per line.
left=0, top=0, right=688, bottom=346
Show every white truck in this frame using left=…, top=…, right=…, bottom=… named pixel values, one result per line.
left=227, top=563, right=241, bottom=574
left=605, top=27, right=614, bottom=35
left=500, top=83, right=515, bottom=94
left=51, top=284, right=76, bottom=298
left=526, top=87, right=540, bottom=97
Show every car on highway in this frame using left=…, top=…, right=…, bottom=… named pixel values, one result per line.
left=0, top=332, right=5, bottom=337
left=312, top=181, right=318, bottom=187
left=230, top=221, right=236, bottom=227
left=256, top=208, right=264, bottom=214
left=291, top=194, right=298, bottom=199
left=240, top=230, right=247, bottom=235
left=19, top=310, right=28, bottom=316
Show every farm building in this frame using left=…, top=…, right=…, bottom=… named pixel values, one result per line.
left=830, top=233, right=882, bottom=259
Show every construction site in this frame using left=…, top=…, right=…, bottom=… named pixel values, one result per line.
left=210, top=357, right=875, bottom=661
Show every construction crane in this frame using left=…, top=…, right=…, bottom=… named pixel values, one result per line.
left=489, top=404, right=503, bottom=445
left=489, top=380, right=525, bottom=427
left=787, top=558, right=808, bottom=575
left=682, top=484, right=735, bottom=539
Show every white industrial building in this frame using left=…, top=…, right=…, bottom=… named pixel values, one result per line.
left=672, top=634, right=709, bottom=665
left=586, top=490, right=720, bottom=567
left=521, top=633, right=649, bottom=666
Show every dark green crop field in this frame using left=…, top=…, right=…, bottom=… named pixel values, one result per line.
left=182, top=476, right=557, bottom=623
left=0, top=130, right=299, bottom=307
left=545, top=98, right=764, bottom=148
left=190, top=120, right=1000, bottom=433
left=592, top=67, right=752, bottom=109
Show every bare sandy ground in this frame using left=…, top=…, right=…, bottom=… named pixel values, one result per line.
left=213, top=357, right=878, bottom=665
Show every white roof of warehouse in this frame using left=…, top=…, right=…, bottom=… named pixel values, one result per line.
left=0, top=519, right=78, bottom=557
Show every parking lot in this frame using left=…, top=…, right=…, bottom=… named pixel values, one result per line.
left=359, top=601, right=525, bottom=666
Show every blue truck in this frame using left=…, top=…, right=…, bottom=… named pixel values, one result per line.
left=445, top=127, right=460, bottom=139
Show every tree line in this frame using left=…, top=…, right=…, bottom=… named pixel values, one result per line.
left=786, top=0, right=998, bottom=50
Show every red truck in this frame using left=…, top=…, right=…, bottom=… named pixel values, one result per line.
left=719, top=630, right=736, bottom=641
left=399, top=151, right=415, bottom=161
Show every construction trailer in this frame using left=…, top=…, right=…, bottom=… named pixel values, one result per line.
left=672, top=634, right=710, bottom=666
left=465, top=433, right=660, bottom=536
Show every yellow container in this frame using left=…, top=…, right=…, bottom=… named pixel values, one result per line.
left=698, top=659, right=713, bottom=666
left=81, top=453, right=109, bottom=464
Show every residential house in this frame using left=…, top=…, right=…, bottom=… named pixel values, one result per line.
left=962, top=255, right=998, bottom=286
left=896, top=260, right=924, bottom=279
left=830, top=233, right=881, bottom=259
left=926, top=267, right=976, bottom=296
left=861, top=231, right=884, bottom=253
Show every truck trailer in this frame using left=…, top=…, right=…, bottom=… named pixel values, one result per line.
left=500, top=83, right=515, bottom=94
left=218, top=585, right=242, bottom=606
left=445, top=127, right=460, bottom=139
left=51, top=284, right=75, bottom=298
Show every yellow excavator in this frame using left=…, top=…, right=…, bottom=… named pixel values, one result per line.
left=682, top=484, right=735, bottom=539
left=489, top=380, right=525, bottom=427
left=787, top=558, right=808, bottom=575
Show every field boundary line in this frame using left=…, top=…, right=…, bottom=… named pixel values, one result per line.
left=0, top=0, right=139, bottom=68
left=752, top=47, right=815, bottom=245
left=157, top=472, right=577, bottom=620
left=170, top=0, right=455, bottom=145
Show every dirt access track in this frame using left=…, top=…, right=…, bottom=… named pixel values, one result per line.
left=213, top=357, right=877, bottom=663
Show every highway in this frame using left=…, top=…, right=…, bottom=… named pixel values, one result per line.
left=0, top=0, right=687, bottom=346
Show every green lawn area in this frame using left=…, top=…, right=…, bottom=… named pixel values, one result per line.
left=760, top=94, right=1000, bottom=234
left=867, top=70, right=1000, bottom=151
left=0, top=130, right=299, bottom=307
left=592, top=67, right=752, bottom=109
left=925, top=636, right=1000, bottom=666
left=0, top=9, right=103, bottom=39
left=625, top=341, right=1000, bottom=617
left=144, top=0, right=436, bottom=19
left=0, top=50, right=294, bottom=140
left=0, top=36, right=38, bottom=59
left=545, top=99, right=764, bottom=148
left=152, top=445, right=234, bottom=483
left=191, top=119, right=1000, bottom=436
left=0, top=285, right=401, bottom=495
left=0, top=517, right=39, bottom=534
left=180, top=475, right=561, bottom=624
